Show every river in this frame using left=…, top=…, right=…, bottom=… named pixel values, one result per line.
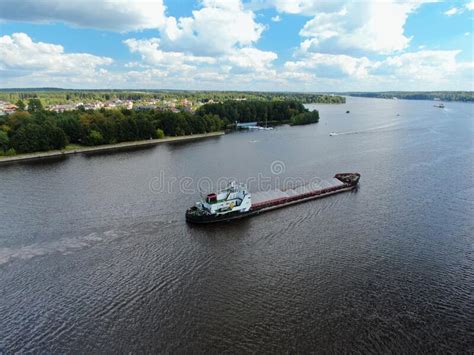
left=1, top=97, right=473, bottom=352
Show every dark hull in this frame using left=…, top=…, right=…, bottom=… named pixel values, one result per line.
left=185, top=173, right=360, bottom=224
left=186, top=209, right=258, bottom=224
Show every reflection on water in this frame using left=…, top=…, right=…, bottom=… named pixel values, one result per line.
left=0, top=97, right=473, bottom=353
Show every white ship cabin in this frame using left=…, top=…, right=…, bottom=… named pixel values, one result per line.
left=199, top=181, right=252, bottom=215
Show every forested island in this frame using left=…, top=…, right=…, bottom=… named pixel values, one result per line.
left=346, top=91, right=473, bottom=102
left=196, top=100, right=319, bottom=125
left=0, top=99, right=318, bottom=155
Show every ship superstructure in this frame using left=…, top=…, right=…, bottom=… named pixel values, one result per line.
left=195, top=181, right=252, bottom=216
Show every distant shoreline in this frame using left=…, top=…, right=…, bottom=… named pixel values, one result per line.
left=0, top=132, right=224, bottom=165
left=346, top=92, right=473, bottom=102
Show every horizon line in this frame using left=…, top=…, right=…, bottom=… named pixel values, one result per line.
left=0, top=88, right=472, bottom=93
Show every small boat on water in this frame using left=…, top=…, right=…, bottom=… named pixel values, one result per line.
left=185, top=173, right=360, bottom=224
left=236, top=120, right=273, bottom=130
left=434, top=103, right=445, bottom=108
left=329, top=132, right=337, bottom=136
left=246, top=126, right=273, bottom=130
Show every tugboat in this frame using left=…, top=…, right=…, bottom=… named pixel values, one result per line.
left=186, top=181, right=253, bottom=223
left=186, top=173, right=360, bottom=224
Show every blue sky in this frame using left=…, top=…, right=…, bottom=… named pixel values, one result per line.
left=0, top=0, right=473, bottom=91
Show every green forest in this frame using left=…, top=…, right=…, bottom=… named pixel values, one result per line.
left=196, top=100, right=314, bottom=124
left=0, top=99, right=319, bottom=155
left=0, top=89, right=345, bottom=106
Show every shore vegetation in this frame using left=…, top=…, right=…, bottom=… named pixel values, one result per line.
left=196, top=100, right=313, bottom=124
left=0, top=98, right=321, bottom=155
left=347, top=91, right=473, bottom=102
left=0, top=89, right=346, bottom=106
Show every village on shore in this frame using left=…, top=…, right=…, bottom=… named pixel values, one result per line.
left=0, top=97, right=228, bottom=116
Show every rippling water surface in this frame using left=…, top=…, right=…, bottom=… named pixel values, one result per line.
left=1, top=97, right=473, bottom=353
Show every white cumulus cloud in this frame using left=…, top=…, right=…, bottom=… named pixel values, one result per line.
left=0, top=33, right=112, bottom=79
left=375, top=50, right=466, bottom=81
left=444, top=7, right=461, bottom=16
left=159, top=0, right=265, bottom=56
left=443, top=0, right=474, bottom=16
left=225, top=47, right=277, bottom=71
left=124, top=37, right=277, bottom=75
left=122, top=0, right=275, bottom=75
left=284, top=52, right=372, bottom=79
left=250, top=0, right=344, bottom=16
left=0, top=0, right=166, bottom=32
left=124, top=38, right=216, bottom=71
left=281, top=48, right=473, bottom=90
left=298, top=1, right=434, bottom=54
left=252, top=0, right=435, bottom=54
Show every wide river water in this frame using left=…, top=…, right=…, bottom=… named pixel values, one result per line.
left=1, top=97, right=473, bottom=353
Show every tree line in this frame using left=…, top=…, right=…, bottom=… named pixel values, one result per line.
left=0, top=98, right=320, bottom=155
left=347, top=91, right=474, bottom=102
left=0, top=89, right=345, bottom=106
left=0, top=99, right=223, bottom=154
left=195, top=100, right=315, bottom=124
left=290, top=111, right=320, bottom=125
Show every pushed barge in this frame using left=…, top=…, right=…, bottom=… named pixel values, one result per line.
left=186, top=173, right=360, bottom=224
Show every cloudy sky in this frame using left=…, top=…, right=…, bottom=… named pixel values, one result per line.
left=0, top=0, right=473, bottom=91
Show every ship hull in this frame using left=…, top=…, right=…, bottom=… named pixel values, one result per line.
left=185, top=208, right=257, bottom=224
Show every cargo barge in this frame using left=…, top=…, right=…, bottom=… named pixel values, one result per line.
left=185, top=173, right=360, bottom=224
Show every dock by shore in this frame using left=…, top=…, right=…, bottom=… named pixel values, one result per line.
left=0, top=131, right=225, bottom=165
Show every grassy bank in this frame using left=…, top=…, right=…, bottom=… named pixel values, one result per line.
left=0, top=132, right=224, bottom=165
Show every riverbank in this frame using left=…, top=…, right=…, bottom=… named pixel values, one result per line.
left=0, top=131, right=224, bottom=165
left=346, top=91, right=474, bottom=102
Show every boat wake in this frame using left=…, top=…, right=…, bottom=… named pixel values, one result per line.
left=329, top=122, right=400, bottom=136
left=0, top=230, right=124, bottom=266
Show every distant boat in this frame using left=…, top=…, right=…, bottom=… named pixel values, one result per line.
left=434, top=103, right=445, bottom=108
left=246, top=125, right=273, bottom=130
left=236, top=121, right=257, bottom=128
left=329, top=132, right=337, bottom=136
left=346, top=110, right=350, bottom=113
left=236, top=116, right=273, bottom=130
